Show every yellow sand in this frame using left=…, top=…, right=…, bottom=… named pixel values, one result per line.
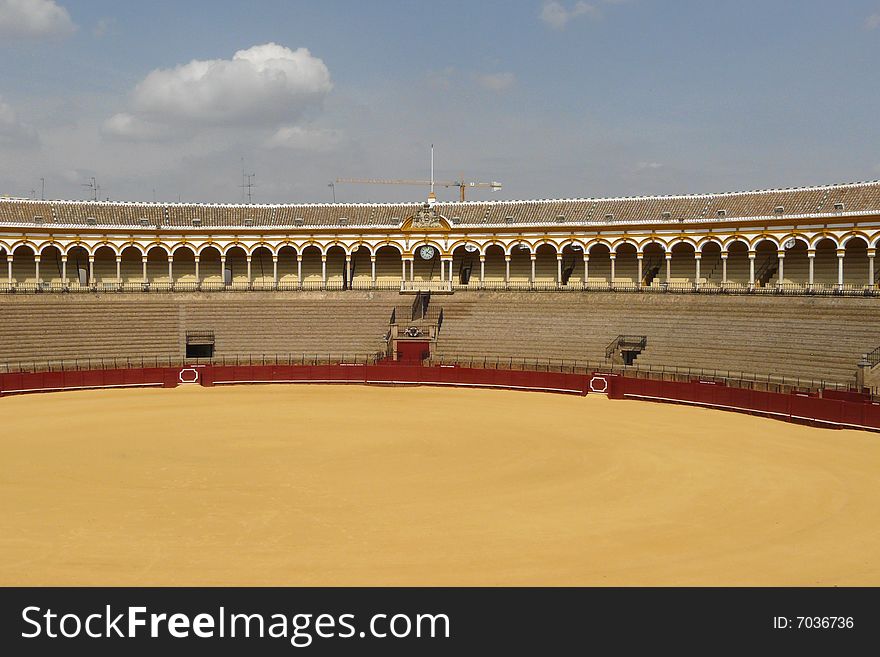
left=1, top=384, right=879, bottom=586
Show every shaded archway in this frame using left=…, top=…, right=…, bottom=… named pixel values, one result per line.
left=843, top=237, right=869, bottom=287
left=412, top=243, right=440, bottom=282
left=699, top=242, right=723, bottom=286
left=199, top=246, right=222, bottom=287
left=66, top=245, right=89, bottom=287
left=780, top=238, right=808, bottom=286
left=277, top=245, right=298, bottom=287
left=93, top=245, right=118, bottom=286
left=753, top=239, right=778, bottom=288
left=483, top=244, right=506, bottom=286
left=612, top=243, right=638, bottom=286
left=224, top=245, right=248, bottom=286
left=251, top=246, right=273, bottom=289
left=349, top=245, right=372, bottom=289
left=509, top=243, right=531, bottom=285
left=724, top=240, right=749, bottom=287
left=374, top=244, right=402, bottom=286
left=11, top=244, right=36, bottom=286
left=120, top=246, right=144, bottom=286
left=640, top=242, right=664, bottom=287
left=451, top=243, right=481, bottom=287
left=813, top=238, right=838, bottom=287
left=669, top=242, right=696, bottom=284
left=325, top=245, right=346, bottom=288
left=586, top=243, right=611, bottom=285
left=39, top=245, right=63, bottom=285
left=300, top=244, right=323, bottom=288
left=172, top=246, right=197, bottom=287
left=534, top=243, right=558, bottom=284
left=146, top=246, right=170, bottom=285
left=560, top=243, right=585, bottom=286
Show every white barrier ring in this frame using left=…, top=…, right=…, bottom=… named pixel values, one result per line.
left=179, top=368, right=200, bottom=384
left=589, top=376, right=608, bottom=393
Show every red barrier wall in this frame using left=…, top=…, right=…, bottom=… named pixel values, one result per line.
left=0, top=367, right=175, bottom=395
left=3, top=363, right=880, bottom=432
left=607, top=376, right=880, bottom=431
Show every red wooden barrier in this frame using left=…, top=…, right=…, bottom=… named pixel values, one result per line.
left=2, top=363, right=880, bottom=432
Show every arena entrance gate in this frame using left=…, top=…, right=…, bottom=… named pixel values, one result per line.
left=185, top=330, right=215, bottom=359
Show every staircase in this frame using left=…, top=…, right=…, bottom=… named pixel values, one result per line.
left=605, top=335, right=648, bottom=365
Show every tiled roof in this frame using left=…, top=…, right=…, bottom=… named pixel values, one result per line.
left=1, top=180, right=879, bottom=229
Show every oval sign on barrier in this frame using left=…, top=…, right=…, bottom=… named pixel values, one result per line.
left=179, top=368, right=200, bottom=384
left=589, top=376, right=608, bottom=393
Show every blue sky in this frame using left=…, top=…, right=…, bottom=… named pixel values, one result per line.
left=1, top=0, right=880, bottom=203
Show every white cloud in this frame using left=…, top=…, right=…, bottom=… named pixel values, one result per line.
left=266, top=125, right=343, bottom=151
left=0, top=96, right=37, bottom=145
left=104, top=42, right=333, bottom=140
left=540, top=1, right=598, bottom=30
left=476, top=72, right=516, bottom=92
left=0, top=0, right=75, bottom=39
left=101, top=112, right=179, bottom=142
left=866, top=13, right=880, bottom=30
left=93, top=16, right=115, bottom=38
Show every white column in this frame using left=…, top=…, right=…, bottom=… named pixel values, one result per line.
left=694, top=254, right=701, bottom=286
left=321, top=255, right=327, bottom=287
left=142, top=256, right=148, bottom=283
left=837, top=249, right=844, bottom=288
left=748, top=252, right=756, bottom=286
left=344, top=254, right=351, bottom=288
left=529, top=254, right=536, bottom=283
left=6, top=255, right=12, bottom=287
left=167, top=256, right=173, bottom=284
left=247, top=255, right=253, bottom=285
left=401, top=259, right=406, bottom=281
left=665, top=253, right=671, bottom=283
left=194, top=256, right=200, bottom=287
left=271, top=256, right=277, bottom=287
left=808, top=251, right=815, bottom=287
left=721, top=253, right=728, bottom=283
left=61, top=255, right=67, bottom=284
left=297, top=255, right=303, bottom=287
left=34, top=255, right=41, bottom=284
left=221, top=255, right=227, bottom=285
left=115, top=256, right=121, bottom=284
left=609, top=254, right=616, bottom=283
left=556, top=254, right=563, bottom=283
left=583, top=255, right=589, bottom=284
left=777, top=252, right=785, bottom=284
left=868, top=249, right=875, bottom=288
left=480, top=255, right=485, bottom=285
left=637, top=253, right=643, bottom=286
left=371, top=256, right=376, bottom=285
left=89, top=256, right=95, bottom=287
left=445, top=258, right=453, bottom=283
left=505, top=256, right=511, bottom=284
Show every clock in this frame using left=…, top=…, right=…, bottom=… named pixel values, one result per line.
left=419, top=245, right=436, bottom=260
left=783, top=238, right=797, bottom=250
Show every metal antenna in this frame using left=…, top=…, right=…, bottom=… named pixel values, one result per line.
left=241, top=172, right=256, bottom=203
left=81, top=177, right=98, bottom=201
left=40, top=177, right=45, bottom=200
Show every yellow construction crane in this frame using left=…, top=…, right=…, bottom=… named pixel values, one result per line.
left=335, top=177, right=502, bottom=202
left=337, top=146, right=502, bottom=201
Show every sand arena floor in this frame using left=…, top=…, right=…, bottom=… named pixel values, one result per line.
left=1, top=384, right=879, bottom=586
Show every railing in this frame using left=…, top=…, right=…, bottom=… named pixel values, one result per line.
left=428, top=354, right=857, bottom=393
left=2, top=279, right=879, bottom=297
left=864, top=345, right=880, bottom=368
left=400, top=280, right=452, bottom=293
left=0, top=353, right=386, bottom=375
left=605, top=335, right=647, bottom=359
